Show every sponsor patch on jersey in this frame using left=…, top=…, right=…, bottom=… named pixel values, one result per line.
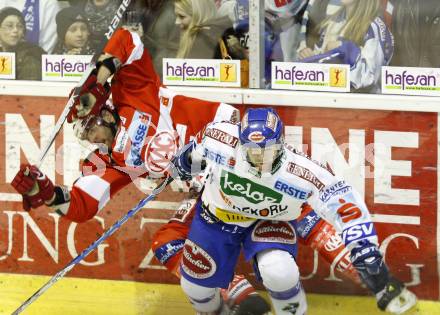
left=170, top=199, right=196, bottom=223
left=231, top=204, right=288, bottom=218
left=126, top=111, right=151, bottom=166
left=113, top=126, right=129, bottom=153
left=203, top=148, right=226, bottom=166
left=323, top=232, right=344, bottom=252
left=154, top=239, right=185, bottom=264
left=215, top=208, right=255, bottom=223
left=274, top=179, right=308, bottom=200
left=341, top=222, right=376, bottom=246
left=220, top=170, right=283, bottom=204
left=145, top=130, right=178, bottom=173
left=286, top=162, right=325, bottom=191
left=337, top=198, right=362, bottom=223
left=205, top=128, right=238, bottom=148
left=251, top=221, right=296, bottom=244
left=248, top=131, right=265, bottom=143
left=295, top=210, right=321, bottom=239
left=320, top=181, right=351, bottom=202
left=181, top=239, right=217, bottom=279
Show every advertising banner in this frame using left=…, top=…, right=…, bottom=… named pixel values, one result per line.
left=0, top=52, right=15, bottom=80
left=0, top=95, right=437, bottom=300
left=271, top=62, right=351, bottom=92
left=162, top=58, right=241, bottom=87
left=41, top=55, right=92, bottom=82
left=382, top=66, right=440, bottom=96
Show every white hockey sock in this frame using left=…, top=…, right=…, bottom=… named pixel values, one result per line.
left=269, top=283, right=307, bottom=315
left=181, top=276, right=222, bottom=313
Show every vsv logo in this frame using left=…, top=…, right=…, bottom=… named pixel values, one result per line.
left=341, top=222, right=376, bottom=245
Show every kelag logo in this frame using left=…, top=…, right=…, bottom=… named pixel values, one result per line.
left=220, top=170, right=283, bottom=204
left=163, top=58, right=241, bottom=87
left=271, top=62, right=350, bottom=92
left=42, top=54, right=92, bottom=82
left=382, top=66, right=440, bottom=96
left=0, top=52, right=15, bottom=79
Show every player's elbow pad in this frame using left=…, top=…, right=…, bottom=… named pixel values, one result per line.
left=48, top=186, right=71, bottom=216
left=96, top=56, right=121, bottom=76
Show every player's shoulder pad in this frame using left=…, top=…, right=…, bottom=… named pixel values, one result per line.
left=284, top=144, right=335, bottom=176
left=201, top=121, right=240, bottom=148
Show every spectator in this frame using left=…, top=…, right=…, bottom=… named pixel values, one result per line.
left=53, top=7, right=93, bottom=55
left=0, top=0, right=61, bottom=53
left=76, top=0, right=119, bottom=52
left=297, top=0, right=342, bottom=54
left=0, top=7, right=45, bottom=80
left=391, top=0, right=440, bottom=67
left=174, top=0, right=232, bottom=59
left=298, top=0, right=394, bottom=93
left=143, top=0, right=180, bottom=79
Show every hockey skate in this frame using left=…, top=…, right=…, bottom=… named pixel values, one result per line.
left=377, top=278, right=417, bottom=314
left=221, top=274, right=272, bottom=315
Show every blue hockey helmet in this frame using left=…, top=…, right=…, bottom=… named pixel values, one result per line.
left=239, top=107, right=284, bottom=172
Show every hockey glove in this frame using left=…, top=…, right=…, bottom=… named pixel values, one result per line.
left=67, top=72, right=111, bottom=123
left=168, top=141, right=204, bottom=181
left=11, top=164, right=55, bottom=211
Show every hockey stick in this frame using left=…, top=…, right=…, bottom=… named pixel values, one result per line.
left=36, top=0, right=133, bottom=168
left=300, top=51, right=342, bottom=64
left=12, top=175, right=173, bottom=315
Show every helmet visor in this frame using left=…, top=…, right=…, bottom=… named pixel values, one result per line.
left=242, top=142, right=282, bottom=173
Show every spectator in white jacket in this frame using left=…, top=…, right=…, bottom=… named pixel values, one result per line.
left=298, top=0, right=394, bottom=93
left=0, top=0, right=61, bottom=53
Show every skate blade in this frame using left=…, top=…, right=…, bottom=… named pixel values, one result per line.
left=385, top=288, right=417, bottom=315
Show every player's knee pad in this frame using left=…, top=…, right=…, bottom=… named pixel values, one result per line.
left=256, top=249, right=300, bottom=294
left=181, top=276, right=221, bottom=313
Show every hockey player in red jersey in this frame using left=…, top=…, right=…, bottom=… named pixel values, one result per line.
left=11, top=27, right=238, bottom=223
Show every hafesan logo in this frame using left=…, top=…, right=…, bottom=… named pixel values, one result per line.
left=220, top=63, right=237, bottom=82
left=330, top=67, right=347, bottom=87
left=0, top=55, right=12, bottom=75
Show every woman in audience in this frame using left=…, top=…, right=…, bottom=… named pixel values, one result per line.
left=53, top=7, right=93, bottom=55
left=0, top=0, right=61, bottom=53
left=0, top=7, right=45, bottom=80
left=174, top=0, right=232, bottom=59
left=297, top=0, right=394, bottom=93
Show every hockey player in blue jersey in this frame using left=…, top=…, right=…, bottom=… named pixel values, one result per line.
left=170, top=107, right=417, bottom=315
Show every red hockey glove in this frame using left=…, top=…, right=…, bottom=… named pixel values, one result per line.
left=67, top=73, right=110, bottom=123
left=11, top=164, right=55, bottom=211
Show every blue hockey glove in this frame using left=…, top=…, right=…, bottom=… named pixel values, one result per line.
left=169, top=141, right=199, bottom=181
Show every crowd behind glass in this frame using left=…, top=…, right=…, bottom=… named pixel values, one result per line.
left=0, top=0, right=438, bottom=92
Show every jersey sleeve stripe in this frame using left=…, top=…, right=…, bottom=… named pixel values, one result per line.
left=73, top=175, right=111, bottom=211
left=125, top=31, right=144, bottom=66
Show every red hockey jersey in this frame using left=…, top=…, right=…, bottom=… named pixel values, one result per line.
left=63, top=29, right=237, bottom=222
